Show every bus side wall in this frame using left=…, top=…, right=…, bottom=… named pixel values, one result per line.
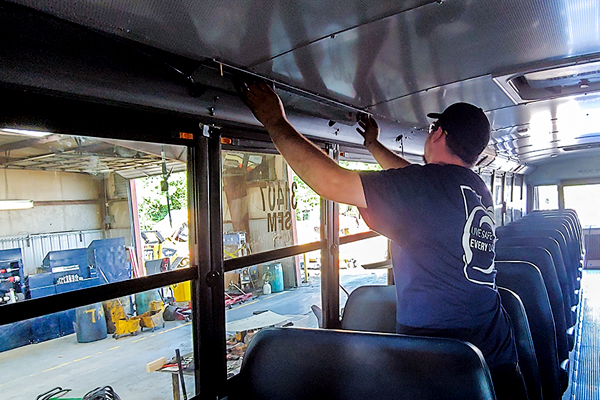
left=525, top=155, right=600, bottom=212
left=526, top=155, right=600, bottom=186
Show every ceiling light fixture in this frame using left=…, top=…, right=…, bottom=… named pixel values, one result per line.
left=493, top=57, right=600, bottom=104
left=0, top=200, right=34, bottom=210
left=1, top=128, right=52, bottom=137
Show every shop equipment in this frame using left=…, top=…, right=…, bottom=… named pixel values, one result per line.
left=0, top=248, right=24, bottom=305
left=225, top=282, right=253, bottom=308
left=88, top=238, right=128, bottom=283
left=109, top=300, right=140, bottom=339
left=139, top=300, right=166, bottom=332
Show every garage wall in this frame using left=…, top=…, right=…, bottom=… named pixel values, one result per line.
left=0, top=169, right=103, bottom=237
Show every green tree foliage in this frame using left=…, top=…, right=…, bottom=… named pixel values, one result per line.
left=137, top=172, right=187, bottom=230
left=339, top=160, right=382, bottom=172
left=292, top=173, right=320, bottom=221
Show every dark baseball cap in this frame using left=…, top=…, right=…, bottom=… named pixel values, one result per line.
left=427, top=102, right=491, bottom=164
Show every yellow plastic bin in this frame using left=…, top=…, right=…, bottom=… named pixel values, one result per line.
left=172, top=281, right=191, bottom=302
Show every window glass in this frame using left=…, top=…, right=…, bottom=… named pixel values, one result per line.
left=0, top=129, right=188, bottom=308
left=493, top=173, right=504, bottom=206
left=224, top=254, right=320, bottom=378
left=0, top=285, right=195, bottom=399
left=564, top=184, right=600, bottom=228
left=504, top=175, right=513, bottom=202
left=504, top=175, right=514, bottom=224
left=534, top=185, right=559, bottom=210
left=338, top=161, right=381, bottom=236
left=493, top=173, right=504, bottom=224
left=339, top=237, right=389, bottom=311
left=513, top=175, right=523, bottom=201
left=480, top=172, right=493, bottom=192
left=221, top=151, right=319, bottom=259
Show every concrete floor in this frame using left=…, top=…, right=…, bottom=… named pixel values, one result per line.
left=0, top=268, right=388, bottom=399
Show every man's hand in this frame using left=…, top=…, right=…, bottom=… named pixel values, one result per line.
left=237, top=80, right=287, bottom=129
left=356, top=113, right=379, bottom=148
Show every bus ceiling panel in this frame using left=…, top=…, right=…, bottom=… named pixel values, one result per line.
left=0, top=4, right=412, bottom=150
left=488, top=93, right=600, bottom=130
left=491, top=134, right=597, bottom=166
left=488, top=93, right=600, bottom=164
left=368, top=75, right=515, bottom=128
left=8, top=0, right=435, bottom=68
left=10, top=1, right=600, bottom=115
left=248, top=0, right=600, bottom=109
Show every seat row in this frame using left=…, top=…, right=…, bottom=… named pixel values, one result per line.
left=231, top=209, right=582, bottom=400
left=495, top=208, right=583, bottom=400
left=341, top=209, right=583, bottom=400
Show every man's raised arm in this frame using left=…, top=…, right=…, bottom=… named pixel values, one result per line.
left=238, top=81, right=367, bottom=209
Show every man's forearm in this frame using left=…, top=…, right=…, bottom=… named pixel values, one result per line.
left=366, top=140, right=411, bottom=170
left=265, top=119, right=367, bottom=208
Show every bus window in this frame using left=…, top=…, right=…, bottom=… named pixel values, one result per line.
left=480, top=171, right=493, bottom=193
left=513, top=175, right=524, bottom=220
left=338, top=238, right=389, bottom=311
left=534, top=185, right=559, bottom=210
left=504, top=174, right=514, bottom=224
left=0, top=130, right=190, bottom=309
left=224, top=254, right=321, bottom=378
left=0, top=285, right=195, bottom=399
left=493, top=172, right=504, bottom=225
left=338, top=161, right=381, bottom=237
left=564, top=184, right=600, bottom=228
left=222, top=150, right=319, bottom=259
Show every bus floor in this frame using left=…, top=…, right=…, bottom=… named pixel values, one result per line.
left=564, top=269, right=600, bottom=400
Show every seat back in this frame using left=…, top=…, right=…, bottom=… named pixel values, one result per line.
left=341, top=285, right=397, bottom=333
left=495, top=261, right=564, bottom=400
left=495, top=246, right=569, bottom=362
left=498, top=287, right=542, bottom=400
left=232, top=327, right=496, bottom=400
left=497, top=226, right=579, bottom=291
left=498, top=236, right=575, bottom=308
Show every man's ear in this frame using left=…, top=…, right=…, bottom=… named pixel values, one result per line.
left=430, top=126, right=446, bottom=143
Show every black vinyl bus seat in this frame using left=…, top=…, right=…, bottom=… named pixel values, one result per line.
left=498, top=287, right=543, bottom=400
left=497, top=236, right=576, bottom=310
left=497, top=226, right=580, bottom=292
left=517, top=219, right=581, bottom=284
left=525, top=213, right=583, bottom=271
left=340, top=285, right=396, bottom=333
left=497, top=224, right=578, bottom=289
left=513, top=213, right=582, bottom=280
left=340, top=285, right=540, bottom=398
left=231, top=327, right=496, bottom=400
left=496, top=261, right=566, bottom=400
left=495, top=246, right=572, bottom=358
left=535, top=209, right=584, bottom=274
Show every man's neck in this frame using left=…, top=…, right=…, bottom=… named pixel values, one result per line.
left=427, top=154, right=472, bottom=169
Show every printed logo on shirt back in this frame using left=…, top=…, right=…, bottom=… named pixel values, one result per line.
left=460, top=185, right=496, bottom=286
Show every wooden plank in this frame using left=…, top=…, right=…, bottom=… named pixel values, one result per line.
left=146, top=357, right=167, bottom=373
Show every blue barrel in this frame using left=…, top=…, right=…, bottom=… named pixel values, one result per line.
left=135, top=290, right=162, bottom=315
left=75, top=303, right=107, bottom=343
left=266, top=263, right=284, bottom=293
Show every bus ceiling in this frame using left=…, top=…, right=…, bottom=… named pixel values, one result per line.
left=2, top=1, right=600, bottom=173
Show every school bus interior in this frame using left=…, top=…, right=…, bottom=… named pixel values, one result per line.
left=1, top=1, right=600, bottom=399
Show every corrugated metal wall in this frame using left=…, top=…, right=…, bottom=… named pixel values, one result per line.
left=0, top=230, right=104, bottom=275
